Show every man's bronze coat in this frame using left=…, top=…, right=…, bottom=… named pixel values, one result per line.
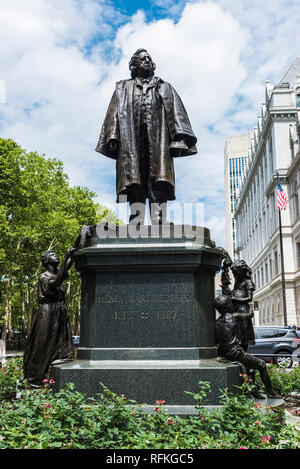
left=96, top=76, right=197, bottom=201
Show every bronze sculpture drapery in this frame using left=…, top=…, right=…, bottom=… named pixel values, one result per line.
left=96, top=48, right=197, bottom=224
left=23, top=249, right=75, bottom=387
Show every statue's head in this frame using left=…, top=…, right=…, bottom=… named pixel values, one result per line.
left=214, top=295, right=234, bottom=315
left=40, top=250, right=59, bottom=268
left=129, top=49, right=156, bottom=79
left=231, top=259, right=250, bottom=279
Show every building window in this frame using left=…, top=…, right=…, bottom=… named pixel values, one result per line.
left=269, top=135, right=273, bottom=175
left=296, top=243, right=300, bottom=269
left=274, top=251, right=278, bottom=275
left=294, top=194, right=300, bottom=220
left=265, top=262, right=268, bottom=283
left=271, top=194, right=275, bottom=232
left=296, top=94, right=300, bottom=108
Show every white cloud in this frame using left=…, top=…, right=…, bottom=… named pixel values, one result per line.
left=112, top=4, right=247, bottom=126
left=205, top=215, right=226, bottom=247
left=1, top=0, right=299, bottom=246
left=0, top=0, right=248, bottom=249
left=0, top=0, right=113, bottom=186
left=0, top=80, right=5, bottom=104
left=99, top=3, right=248, bottom=236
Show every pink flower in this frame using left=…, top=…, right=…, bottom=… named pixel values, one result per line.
left=167, top=418, right=176, bottom=425
left=49, top=379, right=55, bottom=384
left=262, top=435, right=272, bottom=443
left=43, top=379, right=48, bottom=383
left=155, top=400, right=166, bottom=405
left=44, top=403, right=51, bottom=409
left=201, top=416, right=205, bottom=421
left=154, top=407, right=159, bottom=412
left=239, top=447, right=248, bottom=449
left=255, top=421, right=262, bottom=426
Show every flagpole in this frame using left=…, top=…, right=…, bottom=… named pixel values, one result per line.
left=276, top=171, right=288, bottom=326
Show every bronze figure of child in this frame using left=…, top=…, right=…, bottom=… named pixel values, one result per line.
left=214, top=295, right=280, bottom=398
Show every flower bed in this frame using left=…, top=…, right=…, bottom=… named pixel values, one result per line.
left=0, top=359, right=299, bottom=449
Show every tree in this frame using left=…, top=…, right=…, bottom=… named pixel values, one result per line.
left=0, top=138, right=118, bottom=339
left=95, top=203, right=122, bottom=226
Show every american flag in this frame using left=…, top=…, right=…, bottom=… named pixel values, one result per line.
left=277, top=182, right=288, bottom=210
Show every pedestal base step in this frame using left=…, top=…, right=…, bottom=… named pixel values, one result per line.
left=52, top=359, right=242, bottom=408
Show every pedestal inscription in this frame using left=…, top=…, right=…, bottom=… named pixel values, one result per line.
left=94, top=272, right=194, bottom=348
left=53, top=227, right=243, bottom=408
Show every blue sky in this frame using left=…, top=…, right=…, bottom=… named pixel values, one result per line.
left=1, top=0, right=300, bottom=246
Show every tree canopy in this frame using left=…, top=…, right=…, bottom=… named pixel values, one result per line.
left=0, top=138, right=119, bottom=339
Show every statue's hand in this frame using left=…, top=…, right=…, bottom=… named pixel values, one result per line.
left=108, top=139, right=119, bottom=153
left=66, top=247, right=76, bottom=259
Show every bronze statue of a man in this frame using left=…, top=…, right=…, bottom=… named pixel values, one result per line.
left=96, top=48, right=197, bottom=224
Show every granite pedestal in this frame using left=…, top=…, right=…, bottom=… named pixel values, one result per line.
left=52, top=224, right=242, bottom=410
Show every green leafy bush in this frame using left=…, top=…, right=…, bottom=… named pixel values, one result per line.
left=262, top=363, right=300, bottom=396
left=0, top=356, right=23, bottom=400
left=0, top=376, right=299, bottom=449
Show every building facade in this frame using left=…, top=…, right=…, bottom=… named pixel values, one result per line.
left=224, top=134, right=252, bottom=259
left=232, top=58, right=300, bottom=326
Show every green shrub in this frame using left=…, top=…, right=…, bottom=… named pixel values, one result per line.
left=264, top=363, right=300, bottom=396
left=0, top=377, right=299, bottom=449
left=0, top=364, right=300, bottom=449
left=0, top=356, right=23, bottom=400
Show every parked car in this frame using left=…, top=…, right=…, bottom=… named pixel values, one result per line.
left=248, top=326, right=300, bottom=367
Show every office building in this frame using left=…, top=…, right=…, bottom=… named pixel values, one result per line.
left=232, top=58, right=300, bottom=326
left=224, top=134, right=252, bottom=259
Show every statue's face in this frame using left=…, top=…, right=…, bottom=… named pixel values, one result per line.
left=135, top=51, right=153, bottom=77
left=234, top=264, right=248, bottom=279
left=48, top=252, right=59, bottom=266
